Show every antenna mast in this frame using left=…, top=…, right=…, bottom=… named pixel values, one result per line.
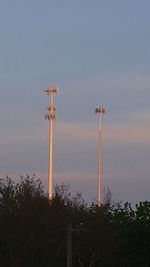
left=95, top=106, right=105, bottom=207
left=45, top=85, right=59, bottom=200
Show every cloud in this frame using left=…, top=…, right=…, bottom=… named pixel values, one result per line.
left=1, top=113, right=149, bottom=205
left=55, top=111, right=150, bottom=146
left=0, top=119, right=47, bottom=146
left=1, top=109, right=150, bottom=150
left=55, top=122, right=96, bottom=143
left=105, top=111, right=150, bottom=145
left=54, top=170, right=95, bottom=182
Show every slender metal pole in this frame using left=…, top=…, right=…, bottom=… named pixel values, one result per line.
left=45, top=85, right=59, bottom=200
left=48, top=93, right=53, bottom=200
left=95, top=107, right=105, bottom=207
left=98, top=113, right=102, bottom=207
left=67, top=224, right=72, bottom=267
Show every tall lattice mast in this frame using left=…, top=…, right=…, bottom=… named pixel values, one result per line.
left=45, top=85, right=59, bottom=200
left=95, top=106, right=105, bottom=207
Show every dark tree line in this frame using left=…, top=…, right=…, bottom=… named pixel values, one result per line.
left=0, top=175, right=150, bottom=267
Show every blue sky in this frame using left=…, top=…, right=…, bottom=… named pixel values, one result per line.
left=0, top=0, right=150, bottom=204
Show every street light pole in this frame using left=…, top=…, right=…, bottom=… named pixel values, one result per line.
left=95, top=106, right=105, bottom=207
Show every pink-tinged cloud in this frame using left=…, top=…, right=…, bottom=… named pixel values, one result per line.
left=0, top=119, right=47, bottom=146
left=105, top=112, right=150, bottom=145
left=54, top=171, right=96, bottom=182
left=55, top=112, right=150, bottom=146
left=1, top=111, right=150, bottom=150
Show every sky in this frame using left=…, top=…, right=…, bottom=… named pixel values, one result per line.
left=0, top=0, right=150, bottom=204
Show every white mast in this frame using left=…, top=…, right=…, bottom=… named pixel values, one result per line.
left=45, top=85, right=59, bottom=200
left=95, top=106, right=105, bottom=207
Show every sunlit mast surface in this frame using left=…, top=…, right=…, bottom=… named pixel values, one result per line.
left=95, top=106, right=105, bottom=207
left=45, top=85, right=59, bottom=200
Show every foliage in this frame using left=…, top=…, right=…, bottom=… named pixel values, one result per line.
left=0, top=175, right=150, bottom=267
